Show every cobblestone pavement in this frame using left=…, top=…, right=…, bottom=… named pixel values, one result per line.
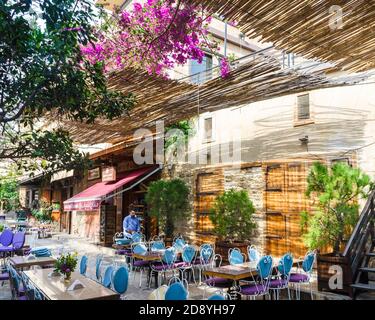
left=0, top=232, right=357, bottom=300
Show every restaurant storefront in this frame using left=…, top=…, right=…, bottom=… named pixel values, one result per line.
left=63, top=145, right=161, bottom=246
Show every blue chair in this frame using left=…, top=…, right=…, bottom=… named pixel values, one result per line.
left=289, top=250, right=316, bottom=300
left=269, top=253, right=293, bottom=300
left=228, top=248, right=245, bottom=265
left=102, top=265, right=114, bottom=288
left=238, top=255, right=273, bottom=300
left=80, top=255, right=88, bottom=275
left=113, top=266, right=129, bottom=299
left=95, top=255, right=103, bottom=281
left=150, top=240, right=166, bottom=252
left=131, top=243, right=149, bottom=288
left=247, top=245, right=260, bottom=263
left=194, top=244, right=214, bottom=284
left=177, top=245, right=196, bottom=283
left=149, top=247, right=178, bottom=288
left=131, top=232, right=144, bottom=244
left=165, top=281, right=188, bottom=300
left=173, top=237, right=186, bottom=252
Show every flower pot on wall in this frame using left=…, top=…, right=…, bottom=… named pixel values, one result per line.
left=215, top=241, right=249, bottom=264
left=317, top=253, right=353, bottom=297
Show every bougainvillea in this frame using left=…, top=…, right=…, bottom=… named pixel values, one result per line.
left=220, top=57, right=231, bottom=78
left=82, top=0, right=216, bottom=77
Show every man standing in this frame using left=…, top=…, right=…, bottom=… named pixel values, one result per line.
left=123, top=209, right=141, bottom=238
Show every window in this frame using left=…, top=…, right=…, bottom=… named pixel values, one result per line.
left=204, top=117, right=213, bottom=141
left=295, top=94, right=313, bottom=126
left=297, top=94, right=310, bottom=120
left=190, top=54, right=213, bottom=84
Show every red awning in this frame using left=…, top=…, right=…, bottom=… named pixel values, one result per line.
left=63, top=166, right=160, bottom=212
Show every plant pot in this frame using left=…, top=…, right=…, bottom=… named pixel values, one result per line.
left=215, top=241, right=249, bottom=264
left=317, top=253, right=353, bottom=297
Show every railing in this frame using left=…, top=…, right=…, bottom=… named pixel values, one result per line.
left=343, top=190, right=375, bottom=277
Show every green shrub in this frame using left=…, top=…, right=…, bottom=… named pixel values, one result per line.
left=210, top=189, right=257, bottom=243
left=146, top=179, right=190, bottom=239
left=301, top=162, right=373, bottom=254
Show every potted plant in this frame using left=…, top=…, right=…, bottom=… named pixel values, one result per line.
left=210, top=189, right=257, bottom=261
left=300, top=162, right=373, bottom=295
left=54, top=252, right=78, bottom=281
left=145, top=179, right=190, bottom=244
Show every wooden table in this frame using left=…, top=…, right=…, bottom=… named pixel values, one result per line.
left=132, top=251, right=162, bottom=261
left=9, top=256, right=56, bottom=270
left=112, top=243, right=132, bottom=250
left=23, top=268, right=120, bottom=300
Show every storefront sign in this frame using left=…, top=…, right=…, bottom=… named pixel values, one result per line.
left=117, top=160, right=137, bottom=173
left=102, top=166, right=117, bottom=182
left=88, top=167, right=101, bottom=181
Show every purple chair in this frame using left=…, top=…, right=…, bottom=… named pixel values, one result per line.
left=0, top=229, right=14, bottom=247
left=12, top=232, right=26, bottom=251
left=0, top=231, right=25, bottom=258
left=0, top=229, right=15, bottom=263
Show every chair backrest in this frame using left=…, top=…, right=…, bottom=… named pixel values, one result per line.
left=247, top=245, right=260, bottom=263
left=132, top=243, right=148, bottom=255
left=200, top=244, right=214, bottom=265
left=12, top=231, right=25, bottom=250
left=173, top=237, right=186, bottom=251
left=102, top=265, right=114, bottom=288
left=96, top=255, right=103, bottom=281
left=256, top=255, right=273, bottom=280
left=150, top=240, right=165, bottom=252
left=278, top=253, right=293, bottom=276
left=0, top=229, right=13, bottom=247
left=112, top=266, right=129, bottom=295
left=302, top=251, right=316, bottom=273
left=131, top=232, right=143, bottom=244
left=228, top=248, right=245, bottom=265
left=162, top=247, right=177, bottom=267
left=182, top=245, right=196, bottom=264
left=80, top=255, right=88, bottom=275
left=165, top=282, right=188, bottom=300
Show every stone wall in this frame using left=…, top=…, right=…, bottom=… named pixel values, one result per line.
left=223, top=166, right=266, bottom=250
left=163, top=163, right=267, bottom=252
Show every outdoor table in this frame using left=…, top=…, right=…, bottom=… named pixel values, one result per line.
left=132, top=251, right=163, bottom=262
left=22, top=268, right=120, bottom=300
left=112, top=243, right=132, bottom=250
left=9, top=256, right=56, bottom=270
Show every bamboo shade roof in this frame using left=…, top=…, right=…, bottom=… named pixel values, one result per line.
left=187, top=0, right=375, bottom=72
left=52, top=50, right=368, bottom=145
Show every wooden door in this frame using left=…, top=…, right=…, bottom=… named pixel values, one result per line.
left=265, top=163, right=310, bottom=257
left=265, top=165, right=287, bottom=255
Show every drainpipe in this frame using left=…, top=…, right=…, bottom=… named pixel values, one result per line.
left=224, top=20, right=228, bottom=57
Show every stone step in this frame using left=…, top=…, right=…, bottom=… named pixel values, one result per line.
left=351, top=283, right=375, bottom=291
left=359, top=267, right=375, bottom=273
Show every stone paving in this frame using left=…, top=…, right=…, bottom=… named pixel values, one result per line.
left=0, top=232, right=363, bottom=300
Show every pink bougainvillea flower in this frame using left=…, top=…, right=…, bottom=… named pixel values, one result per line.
left=81, top=0, right=214, bottom=78
left=220, top=57, right=231, bottom=79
